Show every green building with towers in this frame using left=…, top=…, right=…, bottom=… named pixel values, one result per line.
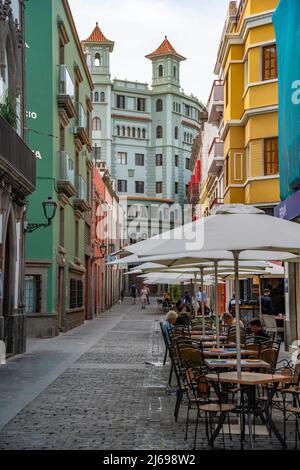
left=24, top=0, right=94, bottom=337
left=82, top=25, right=206, bottom=242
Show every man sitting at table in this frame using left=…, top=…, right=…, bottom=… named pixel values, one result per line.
left=223, top=312, right=244, bottom=329
left=249, top=319, right=270, bottom=341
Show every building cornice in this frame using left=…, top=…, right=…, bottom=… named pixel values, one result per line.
left=242, top=78, right=278, bottom=99
left=215, top=10, right=275, bottom=75
left=112, top=114, right=152, bottom=122
left=62, top=0, right=94, bottom=90
left=181, top=120, right=200, bottom=131
left=127, top=196, right=175, bottom=203
left=221, top=105, right=278, bottom=140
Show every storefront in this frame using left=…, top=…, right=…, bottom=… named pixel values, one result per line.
left=275, top=194, right=300, bottom=348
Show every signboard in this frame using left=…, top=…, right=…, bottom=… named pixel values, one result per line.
left=274, top=188, right=300, bottom=220
left=273, top=1, right=300, bottom=200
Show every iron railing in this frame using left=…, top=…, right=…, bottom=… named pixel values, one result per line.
left=59, top=151, right=75, bottom=185
left=0, top=115, right=36, bottom=187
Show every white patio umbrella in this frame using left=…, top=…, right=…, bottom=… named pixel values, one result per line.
left=125, top=205, right=300, bottom=377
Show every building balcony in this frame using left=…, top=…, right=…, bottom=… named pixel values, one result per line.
left=74, top=175, right=90, bottom=212
left=74, top=102, right=90, bottom=147
left=207, top=138, right=224, bottom=176
left=57, top=65, right=76, bottom=119
left=209, top=197, right=224, bottom=212
left=0, top=116, right=36, bottom=198
left=207, top=80, right=224, bottom=124
left=57, top=151, right=77, bottom=198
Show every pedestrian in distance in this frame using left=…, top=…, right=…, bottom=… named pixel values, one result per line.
left=130, top=284, right=137, bottom=305
left=145, top=284, right=150, bottom=305
left=141, top=285, right=148, bottom=310
left=260, top=288, right=274, bottom=315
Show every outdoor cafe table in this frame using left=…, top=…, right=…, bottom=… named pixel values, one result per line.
left=191, top=334, right=228, bottom=341
left=205, top=359, right=271, bottom=370
left=206, top=372, right=291, bottom=449
left=203, top=348, right=258, bottom=358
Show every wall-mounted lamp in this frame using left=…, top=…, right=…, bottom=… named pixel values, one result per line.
left=25, top=197, right=58, bottom=234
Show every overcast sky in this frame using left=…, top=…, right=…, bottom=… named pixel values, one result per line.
left=69, top=0, right=230, bottom=104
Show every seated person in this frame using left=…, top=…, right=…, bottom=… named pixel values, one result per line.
left=249, top=318, right=270, bottom=341
left=162, top=292, right=171, bottom=309
left=162, top=311, right=178, bottom=345
left=175, top=310, right=191, bottom=327
left=223, top=312, right=244, bottom=330
left=175, top=300, right=184, bottom=314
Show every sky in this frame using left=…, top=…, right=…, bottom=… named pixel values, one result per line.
left=69, top=0, right=230, bottom=104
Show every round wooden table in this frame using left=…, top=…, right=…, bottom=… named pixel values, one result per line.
left=206, top=372, right=291, bottom=449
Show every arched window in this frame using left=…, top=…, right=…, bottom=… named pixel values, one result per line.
left=156, top=126, right=163, bottom=139
left=94, top=92, right=99, bottom=102
left=175, top=126, right=178, bottom=140
left=137, top=128, right=141, bottom=139
left=156, top=99, right=163, bottom=112
left=94, top=53, right=101, bottom=67
left=127, top=127, right=131, bottom=137
left=100, top=92, right=105, bottom=102
left=174, top=66, right=177, bottom=78
left=173, top=102, right=176, bottom=112
left=117, top=125, right=120, bottom=136
left=132, top=128, right=136, bottom=138
left=122, top=126, right=126, bottom=136
left=93, top=117, right=101, bottom=131
left=142, top=128, right=146, bottom=139
left=158, top=65, right=163, bottom=77
left=184, top=132, right=187, bottom=141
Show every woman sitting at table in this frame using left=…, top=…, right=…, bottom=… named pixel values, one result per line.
left=162, top=311, right=178, bottom=345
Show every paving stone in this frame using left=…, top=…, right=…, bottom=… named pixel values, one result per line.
left=0, top=299, right=297, bottom=450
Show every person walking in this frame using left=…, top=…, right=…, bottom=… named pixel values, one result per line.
left=141, top=285, right=148, bottom=310
left=130, top=284, right=137, bottom=305
left=228, top=293, right=243, bottom=314
left=145, top=284, right=151, bottom=305
left=260, top=288, right=274, bottom=315
left=197, top=286, right=208, bottom=314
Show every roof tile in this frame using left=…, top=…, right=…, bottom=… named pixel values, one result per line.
left=146, top=36, right=186, bottom=61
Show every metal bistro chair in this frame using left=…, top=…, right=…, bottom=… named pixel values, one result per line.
left=227, top=326, right=246, bottom=347
left=159, top=321, right=170, bottom=366
left=168, top=335, right=199, bottom=422
left=262, top=314, right=278, bottom=341
left=177, top=346, right=211, bottom=449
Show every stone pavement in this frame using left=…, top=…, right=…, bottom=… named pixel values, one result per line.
left=0, top=299, right=297, bottom=450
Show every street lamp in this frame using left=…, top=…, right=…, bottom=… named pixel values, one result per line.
left=25, top=197, right=58, bottom=233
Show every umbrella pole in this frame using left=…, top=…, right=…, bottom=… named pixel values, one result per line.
left=233, top=251, right=242, bottom=379
left=259, top=275, right=263, bottom=321
left=201, top=268, right=205, bottom=336
left=214, top=261, right=220, bottom=348
left=193, top=273, right=198, bottom=317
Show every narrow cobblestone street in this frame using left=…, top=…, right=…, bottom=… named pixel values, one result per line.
left=0, top=299, right=296, bottom=450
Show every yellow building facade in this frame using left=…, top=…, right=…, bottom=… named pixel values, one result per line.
left=215, top=0, right=280, bottom=211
